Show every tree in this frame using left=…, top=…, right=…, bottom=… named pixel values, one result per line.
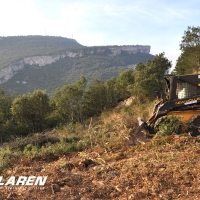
left=11, top=90, right=50, bottom=134
left=132, top=53, right=171, bottom=101
left=104, top=77, right=117, bottom=108
left=51, top=76, right=87, bottom=124
left=29, top=90, right=50, bottom=131
left=174, top=51, right=194, bottom=74
left=175, top=26, right=200, bottom=74
left=115, top=68, right=135, bottom=101
left=0, top=88, right=12, bottom=123
left=180, top=26, right=200, bottom=50
left=0, top=88, right=13, bottom=141
left=83, top=78, right=106, bottom=117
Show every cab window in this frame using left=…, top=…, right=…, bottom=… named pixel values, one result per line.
left=176, top=81, right=198, bottom=99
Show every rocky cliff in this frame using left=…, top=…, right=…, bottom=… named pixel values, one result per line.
left=109, top=45, right=150, bottom=55
left=0, top=45, right=150, bottom=84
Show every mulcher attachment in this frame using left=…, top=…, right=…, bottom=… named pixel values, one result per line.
left=130, top=117, right=152, bottom=145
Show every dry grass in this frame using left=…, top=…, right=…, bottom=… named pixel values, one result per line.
left=1, top=103, right=200, bottom=199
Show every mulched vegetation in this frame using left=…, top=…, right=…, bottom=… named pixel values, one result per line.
left=1, top=135, right=200, bottom=199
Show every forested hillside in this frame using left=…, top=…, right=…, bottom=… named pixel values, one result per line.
left=0, top=36, right=154, bottom=94
left=2, top=52, right=154, bottom=95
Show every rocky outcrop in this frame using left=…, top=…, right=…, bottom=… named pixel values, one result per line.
left=0, top=45, right=151, bottom=84
left=109, top=45, right=150, bottom=56
left=23, top=55, right=61, bottom=67
left=0, top=61, right=25, bottom=84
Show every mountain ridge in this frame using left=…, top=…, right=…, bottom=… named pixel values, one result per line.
left=0, top=36, right=154, bottom=94
left=0, top=44, right=151, bottom=84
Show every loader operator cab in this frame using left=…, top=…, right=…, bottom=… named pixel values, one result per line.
left=164, top=74, right=200, bottom=101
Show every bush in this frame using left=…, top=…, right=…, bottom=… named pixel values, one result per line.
left=156, top=116, right=183, bottom=136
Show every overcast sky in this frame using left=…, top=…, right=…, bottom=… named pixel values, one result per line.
left=0, top=0, right=199, bottom=68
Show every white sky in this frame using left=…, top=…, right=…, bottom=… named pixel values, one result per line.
left=0, top=0, right=199, bottom=68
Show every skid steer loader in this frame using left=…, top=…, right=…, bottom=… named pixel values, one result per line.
left=132, top=74, right=200, bottom=144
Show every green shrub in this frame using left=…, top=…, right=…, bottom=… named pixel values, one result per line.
left=156, top=116, right=183, bottom=136
left=23, top=144, right=39, bottom=159
left=61, top=134, right=80, bottom=143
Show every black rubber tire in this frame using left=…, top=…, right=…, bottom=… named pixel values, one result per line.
left=189, top=114, right=200, bottom=137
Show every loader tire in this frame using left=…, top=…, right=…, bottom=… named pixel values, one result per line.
left=189, top=114, right=200, bottom=137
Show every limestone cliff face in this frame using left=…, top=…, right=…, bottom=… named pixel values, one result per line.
left=109, top=45, right=150, bottom=56
left=23, top=55, right=61, bottom=66
left=0, top=45, right=150, bottom=84
left=0, top=61, right=25, bottom=84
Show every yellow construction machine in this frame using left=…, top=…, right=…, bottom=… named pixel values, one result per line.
left=133, top=74, right=200, bottom=143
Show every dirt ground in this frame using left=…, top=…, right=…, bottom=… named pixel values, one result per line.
left=1, top=135, right=200, bottom=200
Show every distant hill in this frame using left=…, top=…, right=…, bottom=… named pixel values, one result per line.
left=0, top=36, right=155, bottom=95
left=0, top=35, right=82, bottom=69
